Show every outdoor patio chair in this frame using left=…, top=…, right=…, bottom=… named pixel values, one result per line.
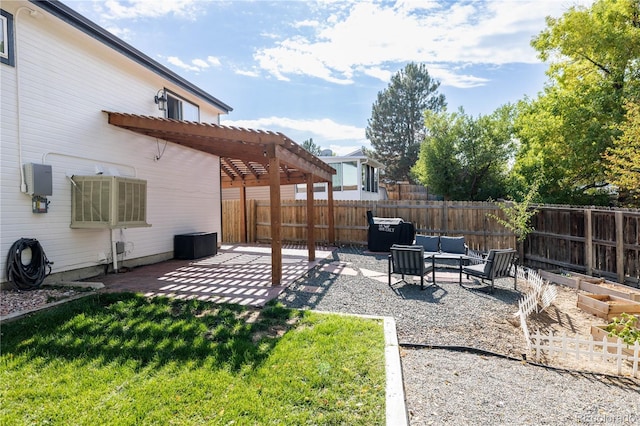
left=388, top=244, right=434, bottom=290
left=462, top=249, right=517, bottom=293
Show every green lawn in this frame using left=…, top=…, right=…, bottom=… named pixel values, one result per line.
left=0, top=293, right=385, bottom=425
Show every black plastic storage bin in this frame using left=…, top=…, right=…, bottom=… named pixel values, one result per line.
left=174, top=232, right=217, bottom=260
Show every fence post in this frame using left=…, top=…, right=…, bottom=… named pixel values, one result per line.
left=442, top=201, right=448, bottom=235
left=616, top=337, right=623, bottom=375
left=615, top=211, right=624, bottom=283
left=584, top=208, right=593, bottom=275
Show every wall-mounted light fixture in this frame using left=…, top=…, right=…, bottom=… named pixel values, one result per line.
left=154, top=89, right=167, bottom=111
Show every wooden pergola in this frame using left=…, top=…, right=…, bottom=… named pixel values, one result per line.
left=104, top=111, right=336, bottom=286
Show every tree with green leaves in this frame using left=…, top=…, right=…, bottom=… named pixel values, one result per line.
left=301, top=138, right=322, bottom=156
left=412, top=105, right=515, bottom=200
left=605, top=100, right=640, bottom=205
left=488, top=180, right=541, bottom=244
left=366, top=63, right=446, bottom=183
left=511, top=0, right=640, bottom=205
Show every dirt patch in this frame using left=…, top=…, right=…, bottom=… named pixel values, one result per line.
left=497, top=280, right=639, bottom=377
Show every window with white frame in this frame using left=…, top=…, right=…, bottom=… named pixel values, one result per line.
left=362, top=164, right=379, bottom=193
left=166, top=92, right=199, bottom=121
left=332, top=163, right=343, bottom=191
left=342, top=161, right=357, bottom=190
left=328, top=161, right=358, bottom=192
left=1, top=9, right=15, bottom=67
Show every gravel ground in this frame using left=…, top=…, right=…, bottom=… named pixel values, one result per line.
left=277, top=246, right=640, bottom=426
left=0, top=287, right=87, bottom=317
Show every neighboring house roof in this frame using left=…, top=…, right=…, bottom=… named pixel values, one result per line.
left=31, top=0, right=233, bottom=113
left=320, top=148, right=385, bottom=170
left=105, top=112, right=336, bottom=186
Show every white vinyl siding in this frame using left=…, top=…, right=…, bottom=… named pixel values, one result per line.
left=0, top=3, right=224, bottom=282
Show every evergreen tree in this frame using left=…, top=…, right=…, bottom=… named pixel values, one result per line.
left=366, top=63, right=445, bottom=183
left=301, top=138, right=322, bottom=156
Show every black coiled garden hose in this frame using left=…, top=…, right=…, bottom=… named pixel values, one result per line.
left=6, top=238, right=53, bottom=290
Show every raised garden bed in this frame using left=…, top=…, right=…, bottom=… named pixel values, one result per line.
left=540, top=269, right=640, bottom=302
left=580, top=281, right=640, bottom=302
left=577, top=293, right=640, bottom=321
left=590, top=324, right=638, bottom=357
left=539, top=269, right=601, bottom=289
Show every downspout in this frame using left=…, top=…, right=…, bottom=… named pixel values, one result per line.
left=14, top=6, right=44, bottom=193
left=111, top=229, right=119, bottom=273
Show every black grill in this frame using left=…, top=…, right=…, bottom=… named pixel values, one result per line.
left=366, top=211, right=415, bottom=252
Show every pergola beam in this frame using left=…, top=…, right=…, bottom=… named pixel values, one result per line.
left=104, top=111, right=336, bottom=287
left=107, top=112, right=286, bottom=145
left=221, top=158, right=246, bottom=179
left=275, top=144, right=333, bottom=183
left=221, top=173, right=314, bottom=188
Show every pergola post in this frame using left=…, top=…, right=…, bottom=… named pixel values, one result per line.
left=239, top=185, right=247, bottom=243
left=306, top=174, right=316, bottom=262
left=267, top=146, right=282, bottom=286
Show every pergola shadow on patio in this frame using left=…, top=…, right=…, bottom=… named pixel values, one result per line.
left=97, top=244, right=336, bottom=307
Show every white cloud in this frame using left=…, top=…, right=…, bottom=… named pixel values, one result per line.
left=207, top=56, right=221, bottom=67
left=164, top=56, right=221, bottom=73
left=255, top=0, right=595, bottom=88
left=103, top=25, right=132, bottom=40
left=221, top=116, right=366, bottom=143
left=293, top=19, right=320, bottom=29
left=166, top=56, right=201, bottom=72
left=235, top=68, right=260, bottom=78
left=427, top=66, right=490, bottom=89
left=192, top=58, right=210, bottom=69
left=100, top=0, right=203, bottom=20
left=361, top=67, right=392, bottom=82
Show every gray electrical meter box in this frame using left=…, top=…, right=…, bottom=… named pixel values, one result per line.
left=24, top=163, right=53, bottom=196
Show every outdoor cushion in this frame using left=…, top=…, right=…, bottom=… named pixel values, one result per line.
left=482, top=249, right=499, bottom=274
left=440, top=236, right=466, bottom=254
left=484, top=249, right=514, bottom=273
left=415, top=235, right=439, bottom=253
left=464, top=263, right=487, bottom=275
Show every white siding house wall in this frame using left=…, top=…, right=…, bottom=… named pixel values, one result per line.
left=1, top=2, right=224, bottom=283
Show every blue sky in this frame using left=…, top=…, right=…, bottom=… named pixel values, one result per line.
left=64, top=0, right=593, bottom=155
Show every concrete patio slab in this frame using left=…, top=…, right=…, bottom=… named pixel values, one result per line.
left=96, top=243, right=336, bottom=307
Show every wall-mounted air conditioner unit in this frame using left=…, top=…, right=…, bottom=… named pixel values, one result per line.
left=70, top=176, right=150, bottom=229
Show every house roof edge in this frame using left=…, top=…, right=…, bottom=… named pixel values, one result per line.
left=30, top=0, right=233, bottom=113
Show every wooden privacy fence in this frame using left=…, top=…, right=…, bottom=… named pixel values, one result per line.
left=524, top=206, right=640, bottom=286
left=221, top=200, right=640, bottom=286
left=221, top=200, right=515, bottom=250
